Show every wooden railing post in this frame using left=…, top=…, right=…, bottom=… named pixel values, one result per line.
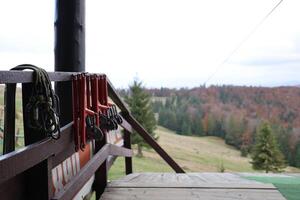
left=93, top=133, right=107, bottom=199
left=22, top=83, right=53, bottom=199
left=124, top=130, right=132, bottom=175
left=3, top=83, right=16, bottom=154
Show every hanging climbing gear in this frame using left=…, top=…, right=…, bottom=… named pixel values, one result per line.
left=72, top=73, right=103, bottom=151
left=112, top=104, right=123, bottom=125
left=72, top=73, right=123, bottom=151
left=10, top=64, right=61, bottom=139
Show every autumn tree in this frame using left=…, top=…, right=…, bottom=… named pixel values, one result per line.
left=251, top=122, right=286, bottom=173
left=125, top=80, right=157, bottom=157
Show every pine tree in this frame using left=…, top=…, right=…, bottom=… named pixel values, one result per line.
left=251, top=122, right=286, bottom=173
left=125, top=80, right=157, bottom=157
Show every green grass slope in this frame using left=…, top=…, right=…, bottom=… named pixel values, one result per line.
left=109, top=126, right=300, bottom=180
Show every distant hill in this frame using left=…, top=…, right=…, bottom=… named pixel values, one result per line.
left=149, top=86, right=300, bottom=125
left=144, top=86, right=300, bottom=169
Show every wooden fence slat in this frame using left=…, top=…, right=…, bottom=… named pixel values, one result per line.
left=3, top=83, right=16, bottom=154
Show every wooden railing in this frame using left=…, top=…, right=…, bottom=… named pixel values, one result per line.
left=0, top=70, right=184, bottom=200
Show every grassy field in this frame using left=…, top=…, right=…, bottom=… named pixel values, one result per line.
left=108, top=126, right=300, bottom=180
left=108, top=126, right=252, bottom=180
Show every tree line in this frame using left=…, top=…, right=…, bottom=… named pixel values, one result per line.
left=150, top=86, right=300, bottom=169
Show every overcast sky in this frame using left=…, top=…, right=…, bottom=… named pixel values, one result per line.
left=0, top=0, right=299, bottom=88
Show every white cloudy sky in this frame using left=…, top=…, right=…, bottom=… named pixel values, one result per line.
left=0, top=0, right=299, bottom=88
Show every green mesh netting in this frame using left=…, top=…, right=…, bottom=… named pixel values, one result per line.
left=245, top=176, right=300, bottom=200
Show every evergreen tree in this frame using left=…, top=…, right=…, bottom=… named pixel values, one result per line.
left=251, top=122, right=286, bottom=173
left=125, top=80, right=157, bottom=157
left=181, top=120, right=192, bottom=135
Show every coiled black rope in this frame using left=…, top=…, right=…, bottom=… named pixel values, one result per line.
left=11, top=64, right=61, bottom=139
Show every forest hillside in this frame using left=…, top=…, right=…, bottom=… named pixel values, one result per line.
left=120, top=86, right=300, bottom=168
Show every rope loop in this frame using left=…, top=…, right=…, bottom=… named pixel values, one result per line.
left=11, top=64, right=61, bottom=140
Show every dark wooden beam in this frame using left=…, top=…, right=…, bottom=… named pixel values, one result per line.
left=21, top=82, right=51, bottom=199
left=54, top=0, right=85, bottom=73
left=52, top=144, right=110, bottom=200
left=0, top=70, right=82, bottom=84
left=55, top=0, right=86, bottom=127
left=94, top=131, right=108, bottom=199
left=124, top=130, right=133, bottom=175
left=3, top=83, right=16, bottom=154
left=122, top=112, right=185, bottom=173
left=0, top=173, right=26, bottom=200
left=0, top=123, right=73, bottom=185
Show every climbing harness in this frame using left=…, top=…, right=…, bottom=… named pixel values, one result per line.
left=72, top=73, right=123, bottom=151
left=10, top=64, right=61, bottom=139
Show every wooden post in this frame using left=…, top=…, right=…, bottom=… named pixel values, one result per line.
left=22, top=83, right=53, bottom=199
left=54, top=0, right=85, bottom=126
left=124, top=130, right=132, bottom=174
left=3, top=84, right=16, bottom=154
left=93, top=131, right=107, bottom=199
left=54, top=1, right=86, bottom=199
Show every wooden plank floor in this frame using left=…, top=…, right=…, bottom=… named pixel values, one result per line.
left=100, top=173, right=286, bottom=200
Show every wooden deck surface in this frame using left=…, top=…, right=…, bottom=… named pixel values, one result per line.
left=100, top=173, right=286, bottom=200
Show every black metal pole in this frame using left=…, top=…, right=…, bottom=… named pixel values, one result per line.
left=54, top=0, right=85, bottom=126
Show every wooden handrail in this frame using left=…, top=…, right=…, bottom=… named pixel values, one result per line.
left=0, top=70, right=88, bottom=84
left=0, top=123, right=73, bottom=184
